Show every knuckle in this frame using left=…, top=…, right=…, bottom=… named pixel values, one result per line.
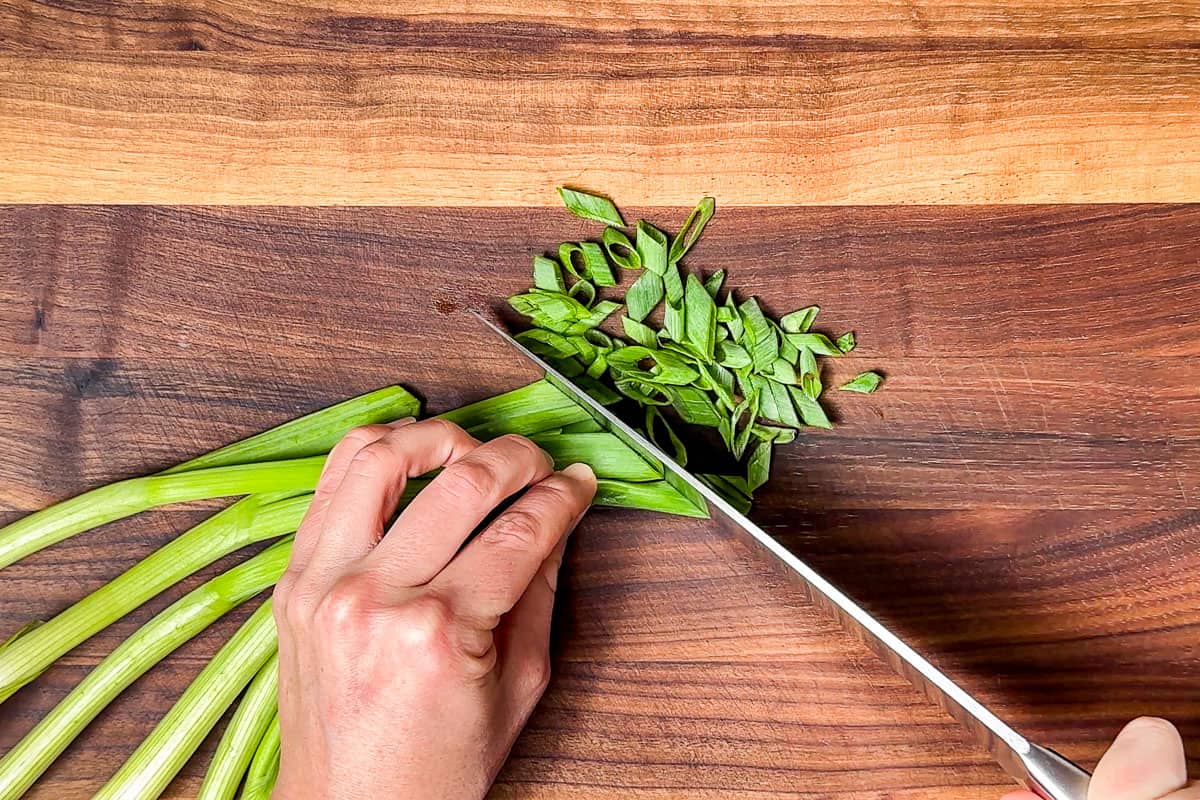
left=339, top=425, right=385, bottom=450
left=283, top=587, right=317, bottom=629
left=480, top=509, right=543, bottom=552
left=395, top=594, right=456, bottom=655
left=346, top=440, right=399, bottom=476
left=425, top=417, right=468, bottom=440
left=497, top=433, right=546, bottom=462
left=314, top=575, right=380, bottom=634
left=272, top=570, right=298, bottom=605
left=534, top=475, right=578, bottom=507
left=437, top=459, right=498, bottom=502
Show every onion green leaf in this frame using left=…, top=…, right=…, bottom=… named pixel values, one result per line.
left=626, top=270, right=664, bottom=322
left=533, top=255, right=566, bottom=292
left=621, top=316, right=658, bottom=348
left=683, top=274, right=717, bottom=359
left=840, top=371, right=883, bottom=394
left=702, top=269, right=725, bottom=299
left=738, top=298, right=779, bottom=371
left=602, top=227, right=641, bottom=269
left=786, top=332, right=842, bottom=357
left=557, top=186, right=625, bottom=227
left=668, top=197, right=715, bottom=265
left=780, top=306, right=819, bottom=334
left=790, top=386, right=833, bottom=428
left=636, top=221, right=669, bottom=276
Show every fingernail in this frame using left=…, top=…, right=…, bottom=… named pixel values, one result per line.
left=389, top=417, right=417, bottom=427
left=562, top=462, right=596, bottom=483
left=544, top=558, right=563, bottom=592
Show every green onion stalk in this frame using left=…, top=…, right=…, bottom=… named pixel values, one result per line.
left=0, top=458, right=325, bottom=570
left=0, top=539, right=293, bottom=800
left=0, top=381, right=590, bottom=701
left=239, top=714, right=281, bottom=800
left=197, top=654, right=280, bottom=800
left=164, top=386, right=420, bottom=473
left=0, top=380, right=590, bottom=572
left=0, top=461, right=700, bottom=797
left=93, top=601, right=280, bottom=800
left=0, top=494, right=309, bottom=703
left=0, top=384, right=422, bottom=571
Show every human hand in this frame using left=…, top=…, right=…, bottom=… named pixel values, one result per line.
left=271, top=418, right=596, bottom=800
left=1001, top=717, right=1195, bottom=800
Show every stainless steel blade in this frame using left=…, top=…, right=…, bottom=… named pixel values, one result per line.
left=472, top=310, right=1090, bottom=800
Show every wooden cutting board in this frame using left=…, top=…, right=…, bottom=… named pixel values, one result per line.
left=1, top=4, right=1199, bottom=799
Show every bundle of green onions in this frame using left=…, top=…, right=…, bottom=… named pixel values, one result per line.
left=0, top=188, right=883, bottom=799
left=0, top=381, right=708, bottom=798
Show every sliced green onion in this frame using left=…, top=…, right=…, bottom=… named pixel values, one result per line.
left=839, top=371, right=883, bottom=394
left=557, top=187, right=625, bottom=227
left=635, top=221, right=668, bottom=276
left=668, top=197, right=715, bottom=265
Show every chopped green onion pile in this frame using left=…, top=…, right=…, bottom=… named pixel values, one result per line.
left=511, top=188, right=884, bottom=512
left=0, top=187, right=886, bottom=798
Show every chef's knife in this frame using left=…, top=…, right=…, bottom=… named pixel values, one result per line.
left=473, top=310, right=1091, bottom=800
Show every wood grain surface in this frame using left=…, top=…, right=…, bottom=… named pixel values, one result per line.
left=1, top=205, right=1197, bottom=799
left=1, top=47, right=1198, bottom=205
left=4, top=1, right=1200, bottom=50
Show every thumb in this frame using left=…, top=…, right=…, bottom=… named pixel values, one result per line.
left=1090, top=717, right=1188, bottom=800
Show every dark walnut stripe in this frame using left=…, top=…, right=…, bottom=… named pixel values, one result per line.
left=1, top=204, right=1197, bottom=510
left=1, top=204, right=1198, bottom=798
left=3, top=205, right=1199, bottom=360
left=1, top=1, right=1198, bottom=51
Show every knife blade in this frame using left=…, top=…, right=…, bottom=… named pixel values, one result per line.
left=472, top=310, right=1091, bottom=800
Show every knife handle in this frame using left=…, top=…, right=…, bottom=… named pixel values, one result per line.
left=1022, top=743, right=1091, bottom=800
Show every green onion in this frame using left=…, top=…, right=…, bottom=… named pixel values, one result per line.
left=508, top=190, right=891, bottom=503
left=0, top=457, right=325, bottom=570
left=780, top=306, right=819, bottom=334
left=0, top=540, right=292, bottom=800
left=625, top=270, right=664, bottom=322
left=438, top=380, right=590, bottom=439
left=532, top=254, right=566, bottom=292
left=198, top=654, right=279, bottom=800
left=165, top=386, right=420, bottom=473
left=94, top=601, right=279, bottom=800
left=239, top=714, right=281, bottom=800
left=556, top=187, right=625, bottom=228
left=0, top=494, right=308, bottom=704
left=635, top=221, right=668, bottom=276
left=668, top=197, right=715, bottom=265
left=601, top=227, right=640, bottom=269
left=529, top=433, right=661, bottom=482
left=594, top=479, right=705, bottom=518
left=840, top=371, right=884, bottom=394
